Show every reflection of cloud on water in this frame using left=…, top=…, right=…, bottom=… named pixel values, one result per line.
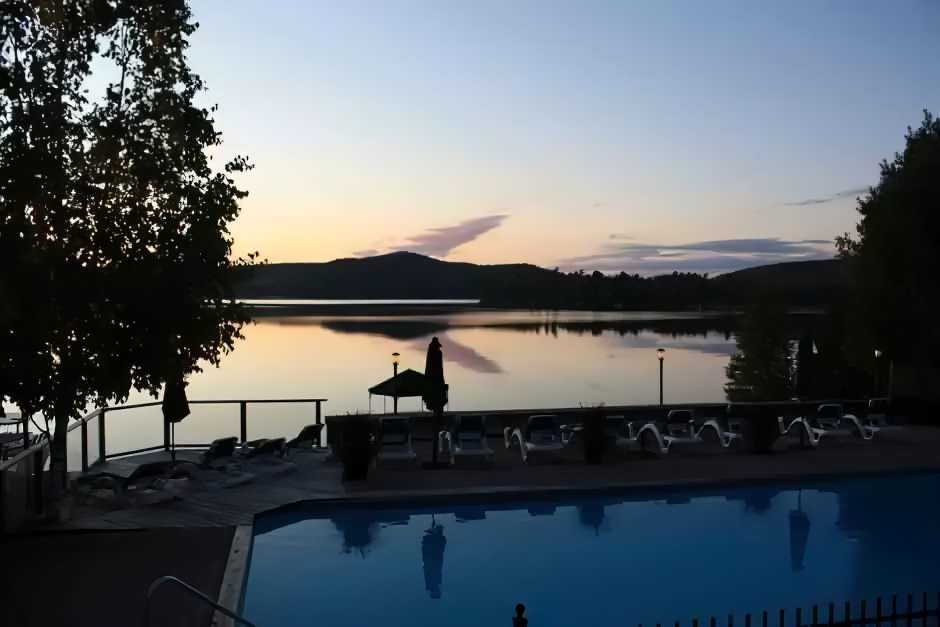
left=410, top=333, right=502, bottom=374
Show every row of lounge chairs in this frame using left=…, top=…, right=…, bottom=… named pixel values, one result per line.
left=373, top=398, right=908, bottom=466
left=74, top=426, right=324, bottom=497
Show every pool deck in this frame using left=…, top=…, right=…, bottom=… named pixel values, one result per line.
left=8, top=428, right=940, bottom=627
left=57, top=426, right=940, bottom=529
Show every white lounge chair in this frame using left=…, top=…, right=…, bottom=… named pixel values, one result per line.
left=607, top=415, right=668, bottom=456
left=440, top=415, right=494, bottom=465
left=863, top=398, right=907, bottom=435
left=657, top=409, right=740, bottom=450
left=504, top=414, right=568, bottom=463
left=377, top=416, right=418, bottom=466
left=786, top=403, right=873, bottom=447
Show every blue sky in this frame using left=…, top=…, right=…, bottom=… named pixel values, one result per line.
left=187, top=0, right=940, bottom=274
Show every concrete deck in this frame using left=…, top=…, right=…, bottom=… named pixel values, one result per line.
left=57, top=427, right=940, bottom=530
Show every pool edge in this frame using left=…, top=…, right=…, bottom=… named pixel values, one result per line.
left=255, top=464, right=940, bottom=519
left=213, top=523, right=254, bottom=627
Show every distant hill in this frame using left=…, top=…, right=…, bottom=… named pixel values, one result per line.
left=232, top=251, right=556, bottom=299
left=233, top=252, right=850, bottom=308
left=710, top=258, right=850, bottom=307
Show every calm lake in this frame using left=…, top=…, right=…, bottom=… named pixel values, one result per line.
left=76, top=308, right=746, bottom=459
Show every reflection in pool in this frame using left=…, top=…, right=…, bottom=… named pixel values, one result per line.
left=244, top=472, right=940, bottom=627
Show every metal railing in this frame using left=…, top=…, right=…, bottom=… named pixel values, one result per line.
left=0, top=397, right=326, bottom=533
left=145, top=575, right=256, bottom=627
left=0, top=437, right=47, bottom=533
left=87, top=398, right=327, bottom=465
left=630, top=592, right=940, bottom=627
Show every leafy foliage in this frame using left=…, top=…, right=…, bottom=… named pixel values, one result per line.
left=725, top=301, right=794, bottom=401
left=0, top=0, right=253, bottom=483
left=836, top=111, right=940, bottom=368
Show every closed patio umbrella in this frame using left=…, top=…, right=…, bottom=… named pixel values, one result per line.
left=789, top=490, right=811, bottom=572
left=422, top=337, right=448, bottom=467
left=162, top=374, right=190, bottom=463
left=422, top=517, right=446, bottom=599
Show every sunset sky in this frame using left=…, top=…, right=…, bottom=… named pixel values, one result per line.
left=189, top=0, right=940, bottom=275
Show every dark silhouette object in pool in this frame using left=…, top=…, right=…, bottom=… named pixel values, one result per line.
left=513, top=603, right=528, bottom=627
left=422, top=517, right=446, bottom=599
left=578, top=503, right=605, bottom=535
left=332, top=515, right=378, bottom=557
left=789, top=490, right=811, bottom=572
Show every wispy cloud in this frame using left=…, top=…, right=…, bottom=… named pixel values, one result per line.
left=351, top=214, right=508, bottom=259
left=562, top=237, right=835, bottom=275
left=785, top=186, right=869, bottom=206
left=395, top=214, right=508, bottom=257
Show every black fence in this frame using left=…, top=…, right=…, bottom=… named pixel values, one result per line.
left=632, top=593, right=940, bottom=627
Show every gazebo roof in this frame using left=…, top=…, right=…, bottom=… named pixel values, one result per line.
left=368, top=369, right=429, bottom=398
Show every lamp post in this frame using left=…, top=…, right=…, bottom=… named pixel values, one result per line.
left=873, top=349, right=882, bottom=397
left=392, top=352, right=400, bottom=415
left=656, top=348, right=665, bottom=406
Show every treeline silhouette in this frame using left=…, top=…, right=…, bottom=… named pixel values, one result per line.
left=234, top=251, right=847, bottom=310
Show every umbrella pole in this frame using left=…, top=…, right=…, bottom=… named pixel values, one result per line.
left=431, top=407, right=441, bottom=465
left=171, top=422, right=176, bottom=464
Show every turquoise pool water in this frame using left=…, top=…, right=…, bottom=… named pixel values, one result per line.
left=243, top=473, right=940, bottom=627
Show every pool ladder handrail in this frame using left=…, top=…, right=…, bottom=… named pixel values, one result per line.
left=145, top=575, right=257, bottom=627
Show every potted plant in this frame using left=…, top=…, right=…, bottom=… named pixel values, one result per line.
left=740, top=405, right=780, bottom=453
left=338, top=415, right=374, bottom=481
left=581, top=408, right=608, bottom=464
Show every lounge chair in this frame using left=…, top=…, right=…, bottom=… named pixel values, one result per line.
left=287, top=424, right=324, bottom=449
left=787, top=403, right=873, bottom=447
left=377, top=416, right=418, bottom=466
left=607, top=415, right=668, bottom=456
left=440, top=415, right=493, bottom=465
left=199, top=436, right=239, bottom=467
left=504, top=414, right=568, bottom=463
left=74, top=460, right=177, bottom=497
left=241, top=437, right=288, bottom=458
left=863, top=398, right=907, bottom=435
left=657, top=409, right=740, bottom=450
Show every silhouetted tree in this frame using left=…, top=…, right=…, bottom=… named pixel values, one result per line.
left=725, top=301, right=794, bottom=401
left=836, top=110, right=940, bottom=372
left=795, top=334, right=815, bottom=398
left=0, top=1, right=254, bottom=490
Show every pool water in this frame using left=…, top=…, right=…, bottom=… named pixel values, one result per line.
left=243, top=473, right=940, bottom=627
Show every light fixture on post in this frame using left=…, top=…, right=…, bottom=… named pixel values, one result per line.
left=392, top=352, right=401, bottom=414
left=656, top=348, right=665, bottom=406
left=873, top=349, right=882, bottom=397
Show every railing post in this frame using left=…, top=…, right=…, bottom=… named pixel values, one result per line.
left=240, top=402, right=247, bottom=444
left=80, top=420, right=88, bottom=472
left=98, top=409, right=107, bottom=462
left=315, top=400, right=322, bottom=426
left=0, top=467, right=6, bottom=533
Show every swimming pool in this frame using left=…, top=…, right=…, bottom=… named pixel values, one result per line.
left=243, top=473, right=940, bottom=627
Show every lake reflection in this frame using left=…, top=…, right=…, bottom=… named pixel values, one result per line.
left=100, top=310, right=740, bottom=456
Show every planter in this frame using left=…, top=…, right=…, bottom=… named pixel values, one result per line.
left=742, top=408, right=780, bottom=453
left=581, top=410, right=608, bottom=464
left=338, top=417, right=374, bottom=481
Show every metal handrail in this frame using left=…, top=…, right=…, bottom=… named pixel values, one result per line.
left=145, top=575, right=257, bottom=627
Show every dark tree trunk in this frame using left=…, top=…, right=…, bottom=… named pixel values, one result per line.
left=49, top=413, right=69, bottom=498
